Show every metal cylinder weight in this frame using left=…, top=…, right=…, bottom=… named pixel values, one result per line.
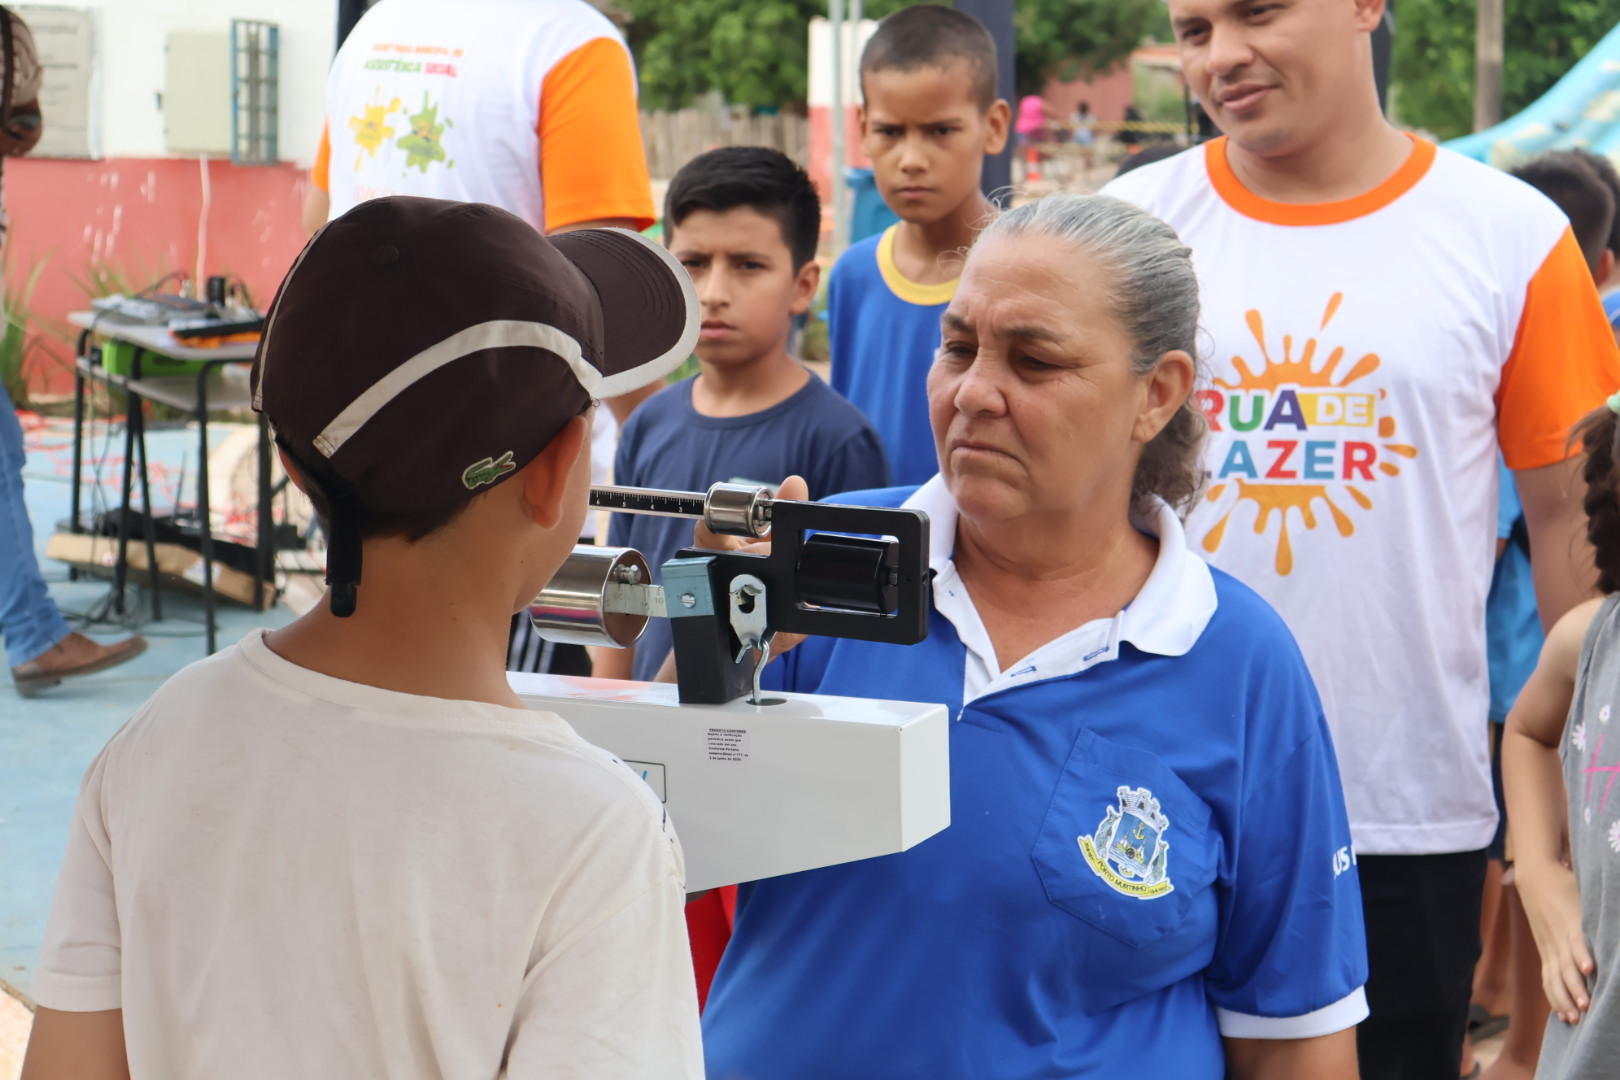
left=527, top=545, right=653, bottom=649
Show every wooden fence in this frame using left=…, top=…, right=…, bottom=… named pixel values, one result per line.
left=640, top=108, right=810, bottom=181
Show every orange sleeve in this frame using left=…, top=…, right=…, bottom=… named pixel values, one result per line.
left=538, top=37, right=655, bottom=232
left=1497, top=226, right=1620, bottom=469
left=311, top=122, right=331, bottom=192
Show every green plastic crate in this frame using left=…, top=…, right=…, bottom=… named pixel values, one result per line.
left=100, top=340, right=211, bottom=378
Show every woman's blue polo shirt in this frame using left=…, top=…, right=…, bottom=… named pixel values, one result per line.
left=702, top=480, right=1369, bottom=1079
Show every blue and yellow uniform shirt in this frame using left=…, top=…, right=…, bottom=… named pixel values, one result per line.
left=703, top=479, right=1370, bottom=1079
left=827, top=225, right=955, bottom=488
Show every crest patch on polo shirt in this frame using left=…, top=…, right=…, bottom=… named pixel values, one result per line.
left=1080, top=786, right=1174, bottom=898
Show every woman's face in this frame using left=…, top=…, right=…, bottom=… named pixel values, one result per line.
left=928, top=231, right=1178, bottom=527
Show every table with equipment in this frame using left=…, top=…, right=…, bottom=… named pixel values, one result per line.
left=67, top=312, right=274, bottom=653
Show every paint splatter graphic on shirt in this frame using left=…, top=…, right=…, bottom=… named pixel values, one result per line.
left=397, top=92, right=453, bottom=173
left=1196, top=293, right=1417, bottom=575
left=349, top=88, right=402, bottom=170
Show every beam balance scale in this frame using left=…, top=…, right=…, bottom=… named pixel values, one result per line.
left=509, top=484, right=951, bottom=892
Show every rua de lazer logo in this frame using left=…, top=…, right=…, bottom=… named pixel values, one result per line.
left=1196, top=294, right=1417, bottom=575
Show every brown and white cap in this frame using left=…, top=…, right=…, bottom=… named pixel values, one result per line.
left=251, top=196, right=698, bottom=616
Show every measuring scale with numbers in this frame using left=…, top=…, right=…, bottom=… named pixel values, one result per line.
left=508, top=484, right=951, bottom=892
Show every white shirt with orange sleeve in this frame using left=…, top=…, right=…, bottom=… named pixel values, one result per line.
left=313, top=0, right=653, bottom=232
left=1105, top=137, right=1620, bottom=856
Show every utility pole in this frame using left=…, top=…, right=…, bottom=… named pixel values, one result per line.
left=1474, top=0, right=1503, bottom=130
left=830, top=0, right=847, bottom=253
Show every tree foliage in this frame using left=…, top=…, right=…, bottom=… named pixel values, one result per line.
left=618, top=0, right=1162, bottom=110
left=1013, top=0, right=1167, bottom=97
left=1392, top=0, right=1620, bottom=140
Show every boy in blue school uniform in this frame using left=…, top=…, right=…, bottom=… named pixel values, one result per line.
left=594, top=147, right=890, bottom=684
left=827, top=4, right=1010, bottom=486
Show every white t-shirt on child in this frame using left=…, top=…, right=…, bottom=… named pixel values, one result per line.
left=32, top=629, right=703, bottom=1079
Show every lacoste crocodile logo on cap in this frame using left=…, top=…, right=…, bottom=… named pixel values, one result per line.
left=462, top=451, right=516, bottom=490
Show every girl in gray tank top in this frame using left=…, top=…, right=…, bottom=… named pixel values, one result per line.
left=1505, top=398, right=1620, bottom=1078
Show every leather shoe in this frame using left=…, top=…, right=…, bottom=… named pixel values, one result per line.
left=11, top=632, right=148, bottom=697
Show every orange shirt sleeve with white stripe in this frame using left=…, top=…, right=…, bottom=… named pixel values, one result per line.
left=538, top=37, right=655, bottom=233
left=1497, top=227, right=1620, bottom=470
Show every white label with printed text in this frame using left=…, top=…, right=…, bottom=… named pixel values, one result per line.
left=706, top=728, right=750, bottom=763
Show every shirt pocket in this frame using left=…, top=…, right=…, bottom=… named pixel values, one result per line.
left=1031, top=728, right=1219, bottom=954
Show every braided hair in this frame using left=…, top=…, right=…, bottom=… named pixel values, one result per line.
left=1576, top=402, right=1620, bottom=594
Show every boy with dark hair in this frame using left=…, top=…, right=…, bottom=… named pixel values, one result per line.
left=21, top=197, right=705, bottom=1080
left=1514, top=151, right=1618, bottom=278
left=594, top=146, right=889, bottom=685
left=1579, top=150, right=1620, bottom=261
left=827, top=3, right=1010, bottom=486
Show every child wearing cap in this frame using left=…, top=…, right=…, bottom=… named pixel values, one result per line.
left=21, top=197, right=705, bottom=1079
left=593, top=146, right=890, bottom=687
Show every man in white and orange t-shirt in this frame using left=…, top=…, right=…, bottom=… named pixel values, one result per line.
left=1104, top=0, right=1620, bottom=1075
left=302, top=0, right=653, bottom=239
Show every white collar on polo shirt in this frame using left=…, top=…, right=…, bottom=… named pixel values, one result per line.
left=903, top=475, right=1220, bottom=705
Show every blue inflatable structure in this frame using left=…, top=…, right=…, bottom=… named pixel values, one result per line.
left=1445, top=22, right=1620, bottom=166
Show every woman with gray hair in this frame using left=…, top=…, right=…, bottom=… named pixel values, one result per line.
left=698, top=194, right=1369, bottom=1079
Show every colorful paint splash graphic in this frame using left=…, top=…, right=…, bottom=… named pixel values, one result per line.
left=349, top=88, right=402, bottom=170
left=397, top=92, right=454, bottom=173
left=1197, top=294, right=1417, bottom=575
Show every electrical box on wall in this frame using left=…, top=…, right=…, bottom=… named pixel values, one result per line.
left=163, top=32, right=231, bottom=154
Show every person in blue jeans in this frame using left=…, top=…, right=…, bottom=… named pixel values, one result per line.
left=2, top=379, right=145, bottom=696
left=0, top=12, right=144, bottom=698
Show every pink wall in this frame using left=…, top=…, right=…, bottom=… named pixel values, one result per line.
left=1043, top=63, right=1136, bottom=124
left=7, top=156, right=311, bottom=396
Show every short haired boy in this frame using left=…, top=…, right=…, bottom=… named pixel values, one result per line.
left=1514, top=151, right=1619, bottom=281
left=592, top=146, right=891, bottom=685
left=827, top=4, right=1009, bottom=487
left=1527, top=149, right=1620, bottom=336
left=21, top=198, right=705, bottom=1080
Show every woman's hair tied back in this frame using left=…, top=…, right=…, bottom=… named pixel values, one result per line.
left=981, top=193, right=1207, bottom=513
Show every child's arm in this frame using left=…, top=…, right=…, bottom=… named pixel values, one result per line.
left=19, top=1008, right=129, bottom=1080
left=590, top=641, right=637, bottom=681
left=1503, top=596, right=1603, bottom=1025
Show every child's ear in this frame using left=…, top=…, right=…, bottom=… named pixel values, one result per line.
left=519, top=414, right=589, bottom=530
left=984, top=98, right=1011, bottom=156
left=789, top=259, right=821, bottom=317
left=857, top=102, right=868, bottom=135
left=1597, top=248, right=1616, bottom=291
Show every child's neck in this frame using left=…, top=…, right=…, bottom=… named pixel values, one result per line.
left=891, top=191, right=994, bottom=286
left=691, top=344, right=810, bottom=419
left=266, top=556, right=525, bottom=709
